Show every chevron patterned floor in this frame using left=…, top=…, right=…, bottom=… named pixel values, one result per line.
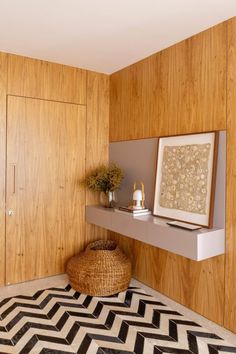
left=0, top=282, right=236, bottom=353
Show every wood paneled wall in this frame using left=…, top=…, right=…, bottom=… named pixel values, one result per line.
left=0, top=53, right=7, bottom=285
left=110, top=22, right=226, bottom=142
left=110, top=19, right=235, bottom=329
left=6, top=97, right=87, bottom=284
left=225, top=17, right=236, bottom=332
left=0, top=54, right=109, bottom=286
left=8, top=55, right=87, bottom=104
left=86, top=71, right=109, bottom=244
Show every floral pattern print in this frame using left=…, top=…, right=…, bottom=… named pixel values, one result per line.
left=159, top=143, right=211, bottom=214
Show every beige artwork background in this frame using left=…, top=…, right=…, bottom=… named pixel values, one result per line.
left=159, top=143, right=211, bottom=215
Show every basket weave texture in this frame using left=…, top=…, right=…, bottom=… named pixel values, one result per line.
left=66, top=240, right=132, bottom=296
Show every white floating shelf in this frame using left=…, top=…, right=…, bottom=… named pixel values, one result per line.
left=86, top=205, right=225, bottom=261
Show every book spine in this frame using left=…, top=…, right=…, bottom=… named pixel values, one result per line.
left=118, top=207, right=133, bottom=213
left=114, top=209, right=151, bottom=216
left=133, top=212, right=151, bottom=216
left=118, top=207, right=149, bottom=213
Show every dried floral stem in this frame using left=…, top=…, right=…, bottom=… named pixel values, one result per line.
left=82, top=163, right=124, bottom=194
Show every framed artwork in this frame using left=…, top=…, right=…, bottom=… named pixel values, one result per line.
left=153, top=132, right=218, bottom=228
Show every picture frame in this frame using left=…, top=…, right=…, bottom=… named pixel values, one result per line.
left=153, top=132, right=218, bottom=228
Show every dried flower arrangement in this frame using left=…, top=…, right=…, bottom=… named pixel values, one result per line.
left=82, top=163, right=124, bottom=194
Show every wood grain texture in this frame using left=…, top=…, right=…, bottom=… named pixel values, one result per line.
left=189, top=256, right=225, bottom=325
left=187, top=22, right=226, bottom=134
left=110, top=233, right=189, bottom=305
left=110, top=53, right=163, bottom=141
left=110, top=232, right=224, bottom=324
left=6, top=96, right=86, bottom=284
left=110, top=22, right=227, bottom=141
left=224, top=17, right=236, bottom=332
left=109, top=21, right=228, bottom=325
left=158, top=40, right=189, bottom=136
left=8, top=54, right=87, bottom=104
left=85, top=71, right=109, bottom=244
left=0, top=53, right=7, bottom=286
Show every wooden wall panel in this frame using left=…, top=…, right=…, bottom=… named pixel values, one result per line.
left=110, top=53, right=166, bottom=141
left=0, top=52, right=109, bottom=285
left=86, top=71, right=109, bottom=244
left=110, top=58, right=154, bottom=140
left=110, top=233, right=190, bottom=305
left=109, top=21, right=228, bottom=325
left=111, top=233, right=224, bottom=324
left=6, top=97, right=86, bottom=284
left=158, top=40, right=190, bottom=136
left=188, top=256, right=225, bottom=325
left=0, top=53, right=7, bottom=286
left=224, top=17, right=236, bottom=332
left=8, top=54, right=87, bottom=104
left=110, top=22, right=227, bottom=142
left=188, top=22, right=226, bottom=133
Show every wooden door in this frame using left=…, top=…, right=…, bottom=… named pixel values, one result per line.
left=6, top=96, right=86, bottom=284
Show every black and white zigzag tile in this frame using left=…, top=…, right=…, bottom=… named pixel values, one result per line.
left=0, top=284, right=236, bottom=354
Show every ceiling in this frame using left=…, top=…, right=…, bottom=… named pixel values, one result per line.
left=0, top=0, right=235, bottom=74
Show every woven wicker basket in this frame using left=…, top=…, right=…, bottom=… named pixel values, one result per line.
left=66, top=240, right=131, bottom=296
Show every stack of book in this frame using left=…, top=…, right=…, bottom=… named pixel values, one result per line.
left=114, top=206, right=151, bottom=217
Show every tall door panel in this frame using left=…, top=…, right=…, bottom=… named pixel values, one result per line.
left=6, top=96, right=86, bottom=284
